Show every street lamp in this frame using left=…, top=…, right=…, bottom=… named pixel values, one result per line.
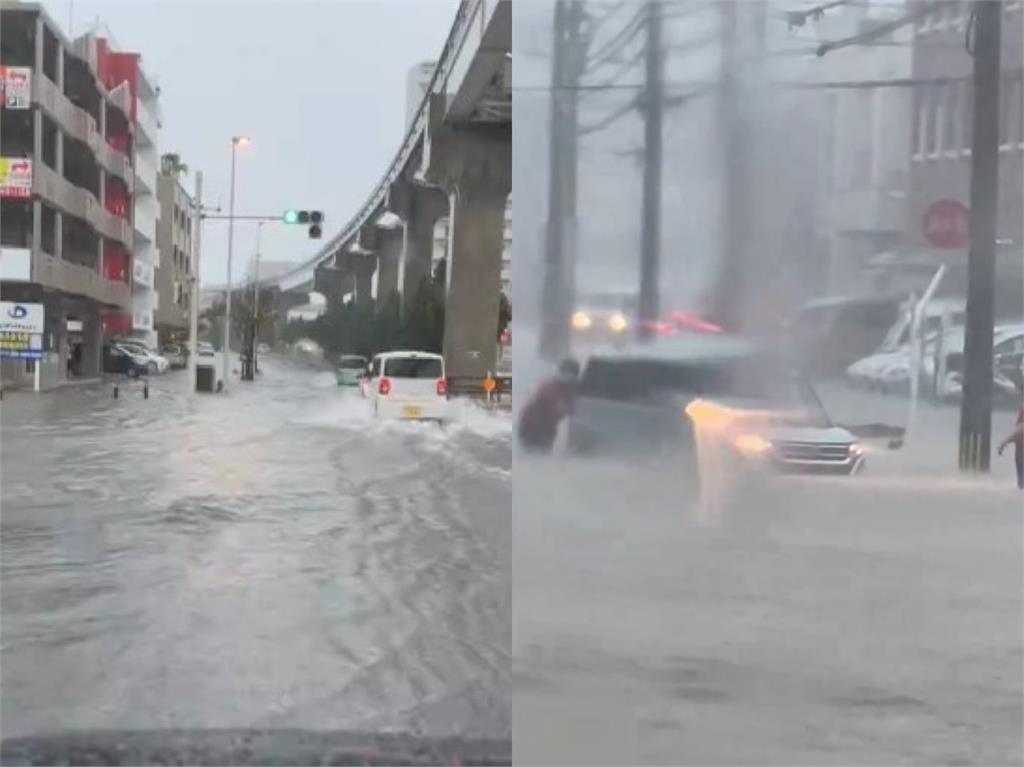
left=223, top=134, right=251, bottom=389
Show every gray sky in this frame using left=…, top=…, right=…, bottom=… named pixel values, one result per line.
left=43, top=0, right=461, bottom=283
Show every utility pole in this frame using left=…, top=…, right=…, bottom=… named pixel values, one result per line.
left=252, top=222, right=263, bottom=376
left=187, top=171, right=203, bottom=390
left=959, top=0, right=1002, bottom=472
left=637, top=0, right=664, bottom=341
left=710, top=0, right=748, bottom=332
left=540, top=0, right=584, bottom=362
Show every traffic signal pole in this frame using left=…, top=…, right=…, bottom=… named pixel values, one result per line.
left=959, top=0, right=1002, bottom=472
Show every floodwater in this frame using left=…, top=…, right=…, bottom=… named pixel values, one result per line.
left=0, top=358, right=511, bottom=745
left=511, top=327, right=1022, bottom=765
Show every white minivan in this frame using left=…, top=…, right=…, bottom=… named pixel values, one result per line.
left=362, top=351, right=448, bottom=421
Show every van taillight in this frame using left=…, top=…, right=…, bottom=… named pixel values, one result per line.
left=437, top=378, right=448, bottom=396
left=378, top=377, right=391, bottom=396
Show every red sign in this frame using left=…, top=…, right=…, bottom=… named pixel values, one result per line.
left=922, top=200, right=968, bottom=249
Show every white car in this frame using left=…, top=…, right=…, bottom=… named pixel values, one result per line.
left=113, top=340, right=170, bottom=374
left=362, top=351, right=448, bottom=422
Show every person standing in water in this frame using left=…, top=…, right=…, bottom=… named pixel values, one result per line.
left=997, top=403, right=1024, bottom=489
left=517, top=359, right=580, bottom=454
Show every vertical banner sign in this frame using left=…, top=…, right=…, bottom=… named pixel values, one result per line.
left=0, top=66, right=31, bottom=109
left=0, top=302, right=45, bottom=360
left=0, top=158, right=33, bottom=198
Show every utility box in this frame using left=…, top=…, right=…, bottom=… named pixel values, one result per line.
left=195, top=352, right=224, bottom=393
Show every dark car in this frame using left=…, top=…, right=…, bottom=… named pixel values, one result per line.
left=567, top=335, right=863, bottom=476
left=103, top=343, right=150, bottom=378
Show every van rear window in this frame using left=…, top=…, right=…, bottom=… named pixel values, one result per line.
left=384, top=357, right=442, bottom=378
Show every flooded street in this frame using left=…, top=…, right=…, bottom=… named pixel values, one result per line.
left=512, top=356, right=1022, bottom=765
left=1, top=358, right=511, bottom=742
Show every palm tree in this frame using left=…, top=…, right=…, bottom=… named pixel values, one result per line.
left=160, top=152, right=189, bottom=177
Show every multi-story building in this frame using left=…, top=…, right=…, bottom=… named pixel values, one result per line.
left=798, top=0, right=915, bottom=295
left=1, top=3, right=137, bottom=389
left=154, top=171, right=192, bottom=344
left=131, top=60, right=160, bottom=347
left=891, top=0, right=1023, bottom=313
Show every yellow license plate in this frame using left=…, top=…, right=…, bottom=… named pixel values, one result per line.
left=401, top=405, right=422, bottom=419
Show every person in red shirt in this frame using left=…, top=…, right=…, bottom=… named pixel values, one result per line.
left=518, top=359, right=580, bottom=453
left=997, top=404, right=1024, bottom=489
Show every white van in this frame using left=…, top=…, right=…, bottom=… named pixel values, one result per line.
left=362, top=351, right=448, bottom=421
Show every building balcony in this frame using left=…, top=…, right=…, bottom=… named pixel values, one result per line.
left=32, top=249, right=130, bottom=309
left=107, top=81, right=133, bottom=120
left=135, top=149, right=158, bottom=195
left=134, top=196, right=158, bottom=244
left=132, top=309, right=154, bottom=331
left=33, top=162, right=134, bottom=249
left=31, top=73, right=133, bottom=189
left=136, top=99, right=159, bottom=147
left=132, top=258, right=154, bottom=289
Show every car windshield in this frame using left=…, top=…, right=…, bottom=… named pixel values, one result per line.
left=339, top=357, right=367, bottom=369
left=384, top=357, right=442, bottom=378
left=579, top=355, right=831, bottom=426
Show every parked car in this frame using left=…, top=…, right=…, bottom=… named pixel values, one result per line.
left=362, top=351, right=448, bottom=422
left=336, top=354, right=368, bottom=386
left=567, top=335, right=864, bottom=476
left=159, top=343, right=189, bottom=369
left=102, top=343, right=150, bottom=378
left=111, top=339, right=170, bottom=374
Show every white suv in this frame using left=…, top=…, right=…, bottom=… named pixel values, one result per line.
left=362, top=351, right=448, bottom=422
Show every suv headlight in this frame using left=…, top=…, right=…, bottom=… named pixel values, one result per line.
left=733, top=433, right=772, bottom=455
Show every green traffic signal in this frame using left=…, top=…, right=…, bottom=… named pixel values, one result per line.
left=282, top=210, right=300, bottom=224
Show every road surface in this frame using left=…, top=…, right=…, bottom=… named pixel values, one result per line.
left=0, top=358, right=511, bottom=744
left=512, top=330, right=1022, bottom=765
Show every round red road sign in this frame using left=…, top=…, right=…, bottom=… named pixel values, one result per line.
left=922, top=199, right=968, bottom=249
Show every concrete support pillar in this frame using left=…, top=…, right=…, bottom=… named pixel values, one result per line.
left=375, top=227, right=403, bottom=305
left=443, top=180, right=507, bottom=378
left=80, top=312, right=102, bottom=378
left=353, top=255, right=376, bottom=307
left=314, top=267, right=347, bottom=311
left=389, top=181, right=448, bottom=307
left=421, top=93, right=510, bottom=378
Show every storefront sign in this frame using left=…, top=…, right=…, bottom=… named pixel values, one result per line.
left=1, top=302, right=44, bottom=334
left=0, top=302, right=44, bottom=360
left=0, top=67, right=31, bottom=110
left=0, top=157, right=33, bottom=198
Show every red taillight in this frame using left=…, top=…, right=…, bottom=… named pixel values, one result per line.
left=437, top=378, right=448, bottom=396
left=378, top=377, right=391, bottom=396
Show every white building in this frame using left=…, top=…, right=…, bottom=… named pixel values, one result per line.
left=132, top=64, right=161, bottom=348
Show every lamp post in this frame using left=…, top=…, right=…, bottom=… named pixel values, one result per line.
left=223, top=134, right=251, bottom=389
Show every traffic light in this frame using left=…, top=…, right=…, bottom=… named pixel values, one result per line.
left=282, top=210, right=323, bottom=238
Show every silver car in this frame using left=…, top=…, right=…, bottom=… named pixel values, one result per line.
left=336, top=354, right=368, bottom=386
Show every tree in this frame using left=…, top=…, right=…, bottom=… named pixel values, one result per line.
left=160, top=152, right=189, bottom=177
left=498, top=292, right=511, bottom=341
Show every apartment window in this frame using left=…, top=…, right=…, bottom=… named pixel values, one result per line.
left=1000, top=76, right=1023, bottom=148
left=999, top=79, right=1015, bottom=148
left=925, top=84, right=940, bottom=155
left=912, top=88, right=925, bottom=156
left=943, top=81, right=959, bottom=154
left=962, top=79, right=974, bottom=151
